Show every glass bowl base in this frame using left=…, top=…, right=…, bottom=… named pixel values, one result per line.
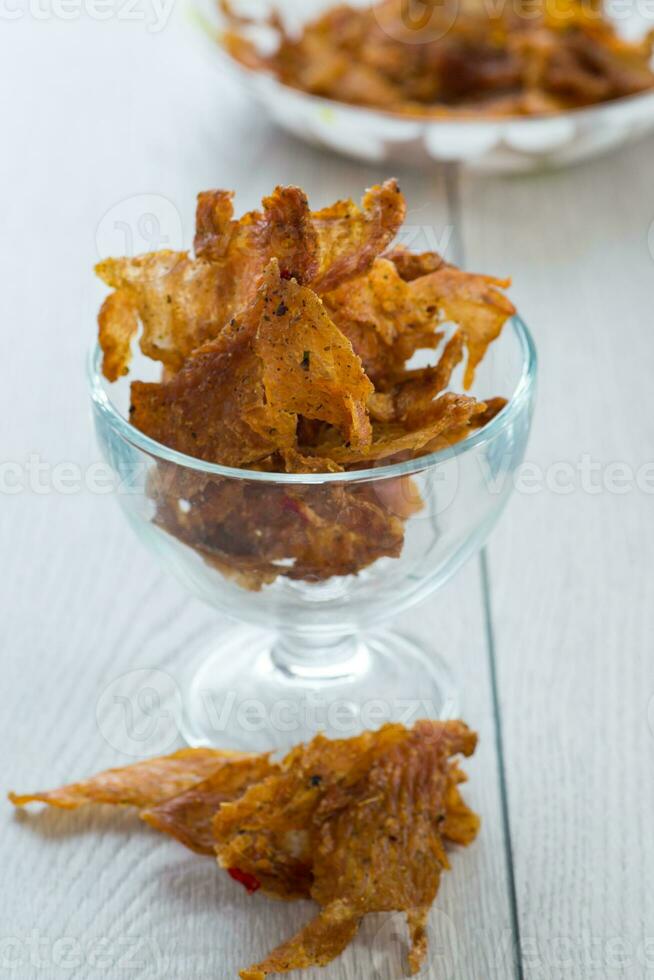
left=179, top=626, right=459, bottom=753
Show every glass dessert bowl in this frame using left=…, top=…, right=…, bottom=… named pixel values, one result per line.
left=89, top=314, right=536, bottom=752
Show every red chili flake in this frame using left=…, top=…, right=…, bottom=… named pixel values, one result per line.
left=228, top=867, right=261, bottom=894
left=279, top=269, right=293, bottom=280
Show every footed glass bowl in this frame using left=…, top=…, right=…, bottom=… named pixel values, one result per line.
left=198, top=0, right=654, bottom=173
left=89, top=315, right=536, bottom=751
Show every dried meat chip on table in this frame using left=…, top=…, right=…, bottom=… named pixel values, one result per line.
left=213, top=720, right=479, bottom=978
left=8, top=748, right=253, bottom=811
left=10, top=748, right=278, bottom=857
left=129, top=260, right=374, bottom=468
left=96, top=180, right=404, bottom=381
left=10, top=721, right=479, bottom=979
left=141, top=754, right=277, bottom=856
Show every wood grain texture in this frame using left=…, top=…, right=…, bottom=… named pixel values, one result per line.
left=458, top=143, right=654, bottom=979
left=0, top=10, right=516, bottom=980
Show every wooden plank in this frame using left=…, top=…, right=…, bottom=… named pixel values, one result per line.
left=458, top=140, right=654, bottom=978
left=1, top=13, right=518, bottom=977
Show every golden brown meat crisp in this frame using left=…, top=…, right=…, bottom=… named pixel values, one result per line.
left=11, top=721, right=479, bottom=979
left=9, top=748, right=251, bottom=811
left=97, top=182, right=514, bottom=588
left=213, top=720, right=479, bottom=977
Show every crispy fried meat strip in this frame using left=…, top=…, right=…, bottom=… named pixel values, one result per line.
left=129, top=261, right=373, bottom=467
left=152, top=477, right=407, bottom=591
left=324, top=255, right=514, bottom=391
left=308, top=392, right=486, bottom=466
left=214, top=720, right=479, bottom=978
left=9, top=748, right=250, bottom=811
left=141, top=754, right=277, bottom=855
left=97, top=181, right=404, bottom=380
left=11, top=719, right=479, bottom=980
left=411, top=266, right=516, bottom=389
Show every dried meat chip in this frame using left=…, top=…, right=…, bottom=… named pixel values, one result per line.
left=193, top=188, right=237, bottom=261
left=323, top=257, right=443, bottom=389
left=277, top=448, right=344, bottom=474
left=130, top=261, right=372, bottom=466
left=141, top=754, right=277, bottom=855
left=220, top=721, right=479, bottom=979
left=97, top=187, right=318, bottom=378
left=129, top=326, right=295, bottom=468
left=97, top=289, right=139, bottom=382
left=385, top=245, right=449, bottom=282
left=155, top=477, right=406, bottom=591
left=11, top=719, right=479, bottom=980
left=239, top=901, right=361, bottom=980
left=9, top=748, right=248, bottom=811
left=96, top=181, right=514, bottom=589
left=97, top=182, right=404, bottom=380
left=378, top=332, right=465, bottom=424
left=96, top=249, right=214, bottom=378
left=281, top=484, right=406, bottom=582
left=371, top=474, right=424, bottom=520
left=194, top=186, right=320, bottom=284
left=327, top=257, right=514, bottom=392
left=310, top=179, right=406, bottom=294
left=471, top=396, right=509, bottom=429
left=441, top=765, right=482, bottom=847
left=213, top=748, right=317, bottom=901
left=411, top=267, right=516, bottom=389
left=309, top=393, right=485, bottom=466
left=254, top=266, right=373, bottom=447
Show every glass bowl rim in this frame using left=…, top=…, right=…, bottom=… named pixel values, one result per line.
left=87, top=313, right=537, bottom=486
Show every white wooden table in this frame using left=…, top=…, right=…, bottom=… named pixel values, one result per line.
left=3, top=6, right=653, bottom=979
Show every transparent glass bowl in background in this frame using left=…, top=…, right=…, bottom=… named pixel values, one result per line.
left=89, top=315, right=536, bottom=751
left=195, top=0, right=654, bottom=173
